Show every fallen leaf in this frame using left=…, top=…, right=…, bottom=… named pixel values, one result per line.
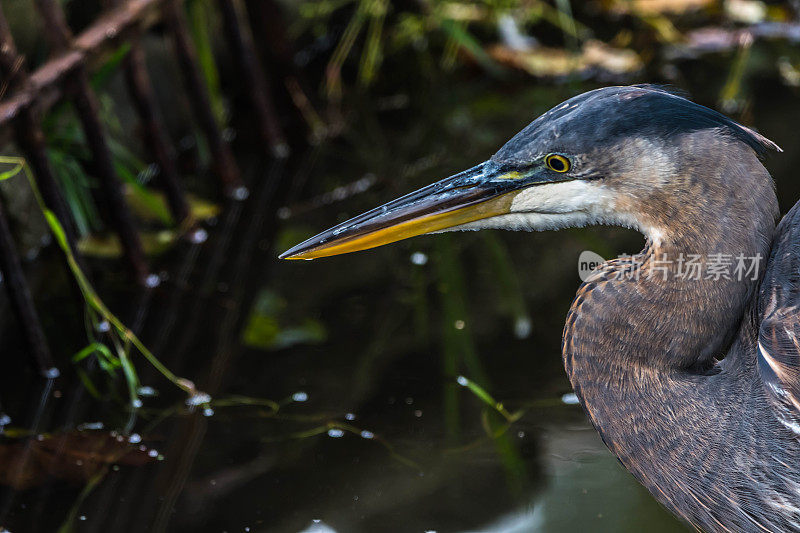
left=0, top=431, right=158, bottom=490
left=241, top=289, right=327, bottom=351
left=488, top=40, right=641, bottom=77
left=607, top=0, right=714, bottom=16
left=78, top=230, right=178, bottom=258
left=126, top=186, right=220, bottom=224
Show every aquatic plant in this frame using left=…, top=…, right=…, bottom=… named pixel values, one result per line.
left=0, top=157, right=209, bottom=428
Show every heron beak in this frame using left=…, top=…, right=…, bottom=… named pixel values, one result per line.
left=279, top=161, right=528, bottom=260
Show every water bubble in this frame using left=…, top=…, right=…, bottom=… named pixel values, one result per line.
left=360, top=430, right=374, bottom=439
left=454, top=320, right=465, bottom=330
left=189, top=228, right=208, bottom=244
left=43, top=367, right=60, bottom=379
left=137, top=386, right=157, bottom=397
left=145, top=274, right=161, bottom=288
left=79, top=515, right=87, bottom=521
left=186, top=392, right=212, bottom=407
left=96, top=321, right=111, bottom=333
left=203, top=408, right=215, bottom=417
left=277, top=207, right=291, bottom=220
left=517, top=431, right=525, bottom=438
left=414, top=410, right=422, bottom=418
left=146, top=162, right=160, bottom=179
left=222, top=128, right=237, bottom=142
left=327, top=428, right=344, bottom=438
left=410, top=252, right=428, bottom=265
left=273, top=142, right=290, bottom=159
left=132, top=398, right=143, bottom=409
left=128, top=433, right=142, bottom=444
left=404, top=397, right=413, bottom=405
left=178, top=135, right=195, bottom=150
left=292, top=391, right=308, bottom=402
left=561, top=392, right=580, bottom=405
left=514, top=316, right=532, bottom=339
left=0, top=413, right=11, bottom=427
left=344, top=413, right=355, bottom=421
left=78, top=422, right=103, bottom=431
left=148, top=449, right=159, bottom=458
left=456, top=376, right=469, bottom=387
left=356, top=174, right=375, bottom=191
left=232, top=186, right=250, bottom=201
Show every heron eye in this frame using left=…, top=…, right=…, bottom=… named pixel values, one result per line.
left=545, top=154, right=570, bottom=173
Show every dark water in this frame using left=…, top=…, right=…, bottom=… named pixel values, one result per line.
left=2, top=44, right=800, bottom=532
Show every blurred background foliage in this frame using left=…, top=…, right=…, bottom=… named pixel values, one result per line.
left=282, top=0, right=800, bottom=107
left=5, top=0, right=799, bottom=257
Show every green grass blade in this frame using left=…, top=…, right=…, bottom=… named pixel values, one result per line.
left=0, top=162, right=23, bottom=181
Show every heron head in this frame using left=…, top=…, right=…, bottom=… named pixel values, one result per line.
left=280, top=85, right=779, bottom=260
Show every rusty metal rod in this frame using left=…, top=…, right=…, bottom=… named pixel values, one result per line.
left=243, top=0, right=295, bottom=71
left=123, top=40, right=191, bottom=223
left=14, top=116, right=82, bottom=246
left=0, top=6, right=81, bottom=251
left=34, top=0, right=71, bottom=49
left=164, top=0, right=244, bottom=198
left=0, top=199, right=57, bottom=377
left=69, top=71, right=150, bottom=282
left=34, top=0, right=150, bottom=283
left=216, top=0, right=287, bottom=158
left=0, top=0, right=169, bottom=131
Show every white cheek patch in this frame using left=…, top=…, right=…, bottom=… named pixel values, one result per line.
left=509, top=180, right=617, bottom=216
left=444, top=180, right=640, bottom=233
left=437, top=179, right=670, bottom=244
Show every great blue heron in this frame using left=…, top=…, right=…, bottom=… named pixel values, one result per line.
left=281, top=85, right=800, bottom=532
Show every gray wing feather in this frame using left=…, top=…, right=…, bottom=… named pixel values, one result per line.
left=758, top=199, right=800, bottom=433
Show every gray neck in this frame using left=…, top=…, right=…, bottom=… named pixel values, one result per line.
left=561, top=146, right=777, bottom=527
left=568, top=140, right=777, bottom=371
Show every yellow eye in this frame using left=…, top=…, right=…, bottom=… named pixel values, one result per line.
left=545, top=154, right=570, bottom=173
